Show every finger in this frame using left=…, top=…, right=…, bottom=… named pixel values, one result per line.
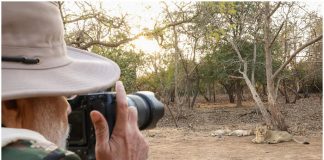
left=90, top=111, right=110, bottom=146
left=114, top=81, right=128, bottom=132
left=128, top=106, right=139, bottom=128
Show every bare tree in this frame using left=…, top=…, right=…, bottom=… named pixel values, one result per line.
left=263, top=2, right=322, bottom=130
left=227, top=2, right=322, bottom=130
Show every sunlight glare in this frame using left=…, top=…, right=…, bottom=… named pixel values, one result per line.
left=132, top=36, right=161, bottom=53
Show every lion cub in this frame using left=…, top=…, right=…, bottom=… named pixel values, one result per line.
left=252, top=125, right=309, bottom=144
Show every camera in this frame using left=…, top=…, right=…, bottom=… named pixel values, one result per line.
left=67, top=91, right=164, bottom=160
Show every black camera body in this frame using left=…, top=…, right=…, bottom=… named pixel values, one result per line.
left=67, top=91, right=164, bottom=160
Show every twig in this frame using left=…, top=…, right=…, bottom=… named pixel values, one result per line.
left=229, top=75, right=244, bottom=79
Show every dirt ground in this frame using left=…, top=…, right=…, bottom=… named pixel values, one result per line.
left=143, top=95, right=323, bottom=160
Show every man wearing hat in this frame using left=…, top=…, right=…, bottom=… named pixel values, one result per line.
left=2, top=2, right=148, bottom=160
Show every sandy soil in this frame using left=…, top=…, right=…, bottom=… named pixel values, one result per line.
left=143, top=95, right=322, bottom=160
left=144, top=128, right=322, bottom=160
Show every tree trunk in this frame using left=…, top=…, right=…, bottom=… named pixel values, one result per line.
left=222, top=83, right=235, bottom=103
left=228, top=39, right=273, bottom=127
left=236, top=81, right=243, bottom=107
left=189, top=77, right=200, bottom=108
left=251, top=41, right=257, bottom=87
left=208, top=83, right=213, bottom=99
left=264, top=2, right=287, bottom=131
left=303, top=85, right=310, bottom=98
left=242, top=72, right=272, bottom=126
left=229, top=94, right=235, bottom=103
left=213, top=82, right=216, bottom=103
left=190, top=89, right=199, bottom=108
left=279, top=83, right=290, bottom=103
left=199, top=87, right=210, bottom=102
left=282, top=80, right=290, bottom=103
left=171, top=25, right=183, bottom=119
left=262, top=84, right=267, bottom=98
left=170, top=87, right=175, bottom=102
left=286, top=86, right=301, bottom=103
left=186, top=80, right=191, bottom=109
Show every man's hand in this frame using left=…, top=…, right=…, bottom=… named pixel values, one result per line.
left=90, top=81, right=149, bottom=160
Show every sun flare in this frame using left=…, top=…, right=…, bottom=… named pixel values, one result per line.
left=132, top=36, right=161, bottom=53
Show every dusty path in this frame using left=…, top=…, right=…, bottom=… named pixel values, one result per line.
left=144, top=96, right=322, bottom=159
left=144, top=128, right=322, bottom=160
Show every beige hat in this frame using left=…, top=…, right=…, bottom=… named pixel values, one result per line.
left=2, top=2, right=120, bottom=101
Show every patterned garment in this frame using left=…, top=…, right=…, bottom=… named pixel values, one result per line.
left=2, top=128, right=81, bottom=160
left=2, top=140, right=81, bottom=160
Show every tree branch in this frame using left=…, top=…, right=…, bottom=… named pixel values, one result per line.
left=64, top=14, right=99, bottom=24
left=269, top=20, right=285, bottom=48
left=72, top=15, right=198, bottom=49
left=77, top=34, right=143, bottom=49
left=228, top=39, right=244, bottom=62
left=268, top=2, right=281, bottom=18
left=275, top=77, right=283, bottom=100
left=251, top=39, right=257, bottom=87
left=270, top=3, right=292, bottom=49
left=272, top=35, right=323, bottom=79
left=229, top=75, right=244, bottom=79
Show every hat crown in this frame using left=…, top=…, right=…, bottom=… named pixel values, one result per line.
left=2, top=2, right=64, bottom=50
left=2, top=2, right=70, bottom=69
left=2, top=2, right=121, bottom=101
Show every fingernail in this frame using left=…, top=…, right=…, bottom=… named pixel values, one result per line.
left=129, top=106, right=136, bottom=111
left=90, top=111, right=100, bottom=122
left=116, top=81, right=122, bottom=86
left=116, top=81, right=124, bottom=89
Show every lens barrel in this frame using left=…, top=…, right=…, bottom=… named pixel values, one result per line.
left=127, top=91, right=165, bottom=130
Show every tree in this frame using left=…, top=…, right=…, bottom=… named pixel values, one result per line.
left=263, top=2, right=322, bottom=130
left=197, top=1, right=322, bottom=130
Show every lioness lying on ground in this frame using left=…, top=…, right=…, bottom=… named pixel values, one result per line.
left=211, top=128, right=254, bottom=137
left=211, top=128, right=231, bottom=137
left=252, top=125, right=309, bottom=144
left=229, top=129, right=254, bottom=137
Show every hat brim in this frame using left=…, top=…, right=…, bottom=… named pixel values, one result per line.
left=2, top=47, right=120, bottom=101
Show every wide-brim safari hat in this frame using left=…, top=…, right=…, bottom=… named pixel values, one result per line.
left=2, top=2, right=120, bottom=101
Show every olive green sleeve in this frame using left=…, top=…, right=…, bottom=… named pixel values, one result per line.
left=2, top=140, right=81, bottom=160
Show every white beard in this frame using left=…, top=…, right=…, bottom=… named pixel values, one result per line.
left=33, top=102, right=70, bottom=149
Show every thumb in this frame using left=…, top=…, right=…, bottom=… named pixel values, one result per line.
left=90, top=111, right=110, bottom=146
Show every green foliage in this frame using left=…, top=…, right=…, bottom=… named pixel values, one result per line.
left=200, top=2, right=237, bottom=16
left=290, top=60, right=322, bottom=92
left=91, top=45, right=144, bottom=92
left=136, top=65, right=174, bottom=95
left=199, top=40, right=266, bottom=85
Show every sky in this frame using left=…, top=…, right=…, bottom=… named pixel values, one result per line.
left=101, top=1, right=177, bottom=34
left=101, top=1, right=166, bottom=53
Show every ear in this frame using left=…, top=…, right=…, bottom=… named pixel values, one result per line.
left=266, top=125, right=273, bottom=130
left=2, top=100, right=22, bottom=128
